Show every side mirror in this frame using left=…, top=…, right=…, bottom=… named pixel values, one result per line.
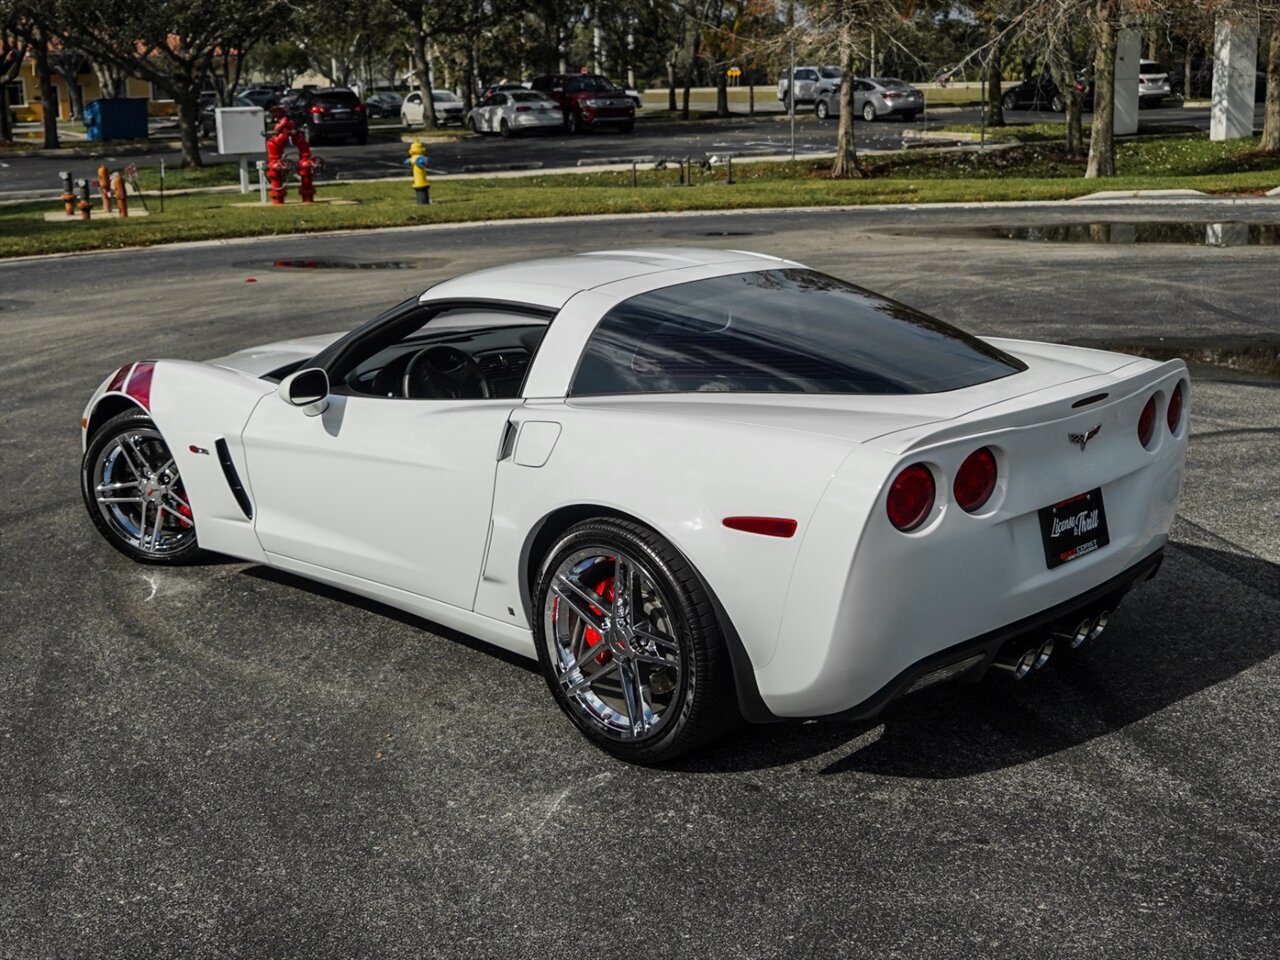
left=278, top=367, right=329, bottom=416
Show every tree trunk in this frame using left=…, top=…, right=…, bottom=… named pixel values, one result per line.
left=93, top=59, right=127, bottom=99
left=1086, top=5, right=1118, bottom=178
left=716, top=65, right=728, bottom=117
left=681, top=31, right=702, bottom=121
left=462, top=43, right=477, bottom=113
left=986, top=35, right=1005, bottom=128
left=831, top=27, right=862, bottom=179
left=411, top=27, right=437, bottom=130
left=31, top=30, right=60, bottom=149
left=1261, top=24, right=1280, bottom=154
left=1048, top=49, right=1084, bottom=158
left=175, top=86, right=203, bottom=167
left=666, top=58, right=676, bottom=111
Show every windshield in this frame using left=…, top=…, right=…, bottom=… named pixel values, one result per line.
left=566, top=76, right=619, bottom=94
left=571, top=270, right=1025, bottom=397
left=819, top=67, right=843, bottom=79
left=433, top=91, right=460, bottom=102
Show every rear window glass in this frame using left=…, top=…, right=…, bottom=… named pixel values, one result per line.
left=1141, top=63, right=1167, bottom=75
left=511, top=91, right=545, bottom=102
left=875, top=79, right=908, bottom=89
left=318, top=91, right=359, bottom=105
left=571, top=270, right=1025, bottom=397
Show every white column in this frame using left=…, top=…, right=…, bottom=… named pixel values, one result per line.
left=1114, top=29, right=1140, bottom=136
left=1211, top=16, right=1259, bottom=141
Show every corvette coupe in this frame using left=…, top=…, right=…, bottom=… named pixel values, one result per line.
left=81, top=249, right=1189, bottom=762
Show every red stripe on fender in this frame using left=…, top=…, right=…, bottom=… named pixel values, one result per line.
left=723, top=516, right=798, bottom=538
left=105, top=364, right=132, bottom=394
left=125, top=361, right=155, bottom=411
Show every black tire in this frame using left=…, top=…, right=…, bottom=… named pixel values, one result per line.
left=81, top=408, right=206, bottom=566
left=355, top=124, right=369, bottom=145
left=499, top=118, right=513, bottom=138
left=565, top=111, right=580, bottom=134
left=533, top=518, right=739, bottom=763
left=903, top=111, right=920, bottom=121
left=1002, top=92, right=1017, bottom=111
left=1051, top=94, right=1065, bottom=113
left=815, top=99, right=829, bottom=120
left=468, top=115, right=479, bottom=133
left=307, top=122, right=323, bottom=145
left=620, top=121, right=635, bottom=134
left=862, top=102, right=876, bottom=122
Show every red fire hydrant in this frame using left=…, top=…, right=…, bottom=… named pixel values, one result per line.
left=266, top=116, right=295, bottom=205
left=293, top=126, right=324, bottom=204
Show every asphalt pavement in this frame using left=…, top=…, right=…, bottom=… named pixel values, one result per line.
left=0, top=101, right=1264, bottom=197
left=1, top=202, right=1277, bottom=958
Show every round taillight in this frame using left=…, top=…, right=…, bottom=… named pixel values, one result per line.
left=1137, top=395, right=1157, bottom=448
left=953, top=447, right=998, bottom=513
left=1167, top=380, right=1184, bottom=433
left=886, top=463, right=935, bottom=532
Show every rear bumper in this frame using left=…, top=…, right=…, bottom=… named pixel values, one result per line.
left=813, top=547, right=1164, bottom=721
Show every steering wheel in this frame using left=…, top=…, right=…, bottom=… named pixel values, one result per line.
left=402, top=345, right=491, bottom=400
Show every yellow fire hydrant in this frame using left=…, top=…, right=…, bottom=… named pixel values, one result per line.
left=404, top=141, right=430, bottom=205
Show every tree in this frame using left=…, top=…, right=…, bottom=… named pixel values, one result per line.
left=59, top=0, right=287, bottom=167
left=0, top=2, right=27, bottom=144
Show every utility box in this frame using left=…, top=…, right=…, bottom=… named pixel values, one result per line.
left=216, top=106, right=267, bottom=156
left=84, top=98, right=149, bottom=142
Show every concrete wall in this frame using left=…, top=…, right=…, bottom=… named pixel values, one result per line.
left=1211, top=16, right=1259, bottom=140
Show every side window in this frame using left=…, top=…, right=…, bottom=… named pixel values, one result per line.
left=337, top=307, right=552, bottom=401
left=492, top=94, right=507, bottom=106
left=796, top=69, right=817, bottom=81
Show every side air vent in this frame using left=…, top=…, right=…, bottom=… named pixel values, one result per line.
left=215, top=438, right=254, bottom=519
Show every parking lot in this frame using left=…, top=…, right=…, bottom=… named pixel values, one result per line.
left=1, top=202, right=1277, bottom=958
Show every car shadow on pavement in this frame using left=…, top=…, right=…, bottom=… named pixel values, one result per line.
left=239, top=566, right=541, bottom=675
left=675, top=541, right=1279, bottom=778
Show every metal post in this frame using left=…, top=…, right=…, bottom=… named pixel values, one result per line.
left=256, top=160, right=268, bottom=203
left=239, top=157, right=250, bottom=194
left=726, top=155, right=733, bottom=184
left=631, top=160, right=637, bottom=187
left=980, top=72, right=987, bottom=148
left=159, top=158, right=165, bottom=213
left=789, top=37, right=796, bottom=161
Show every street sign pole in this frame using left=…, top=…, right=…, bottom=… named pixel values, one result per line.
left=789, top=36, right=796, bottom=161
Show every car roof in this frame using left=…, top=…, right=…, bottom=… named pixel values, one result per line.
left=420, top=248, right=787, bottom=309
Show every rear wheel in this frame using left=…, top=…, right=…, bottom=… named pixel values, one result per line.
left=355, top=124, right=368, bottom=145
left=1002, top=92, right=1017, bottom=111
left=81, top=409, right=205, bottom=565
left=620, top=121, right=634, bottom=134
left=534, top=518, right=738, bottom=763
left=499, top=118, right=513, bottom=138
left=1051, top=94, right=1065, bottom=113
left=815, top=99, right=829, bottom=120
left=862, top=102, right=876, bottom=122
left=565, top=111, right=580, bottom=134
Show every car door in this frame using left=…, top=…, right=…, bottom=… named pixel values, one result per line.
left=486, top=94, right=506, bottom=131
left=403, top=92, right=423, bottom=124
left=239, top=305, right=543, bottom=611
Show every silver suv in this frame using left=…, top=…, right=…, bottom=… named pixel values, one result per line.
left=777, top=65, right=842, bottom=106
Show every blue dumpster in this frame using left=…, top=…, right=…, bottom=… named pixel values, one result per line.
left=84, top=98, right=149, bottom=142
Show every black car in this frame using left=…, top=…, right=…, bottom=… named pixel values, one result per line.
left=1001, top=74, right=1065, bottom=113
left=1170, top=61, right=1268, bottom=102
left=287, top=87, right=369, bottom=144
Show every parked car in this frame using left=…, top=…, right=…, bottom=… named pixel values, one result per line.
left=777, top=65, right=842, bottom=106
left=401, top=90, right=466, bottom=127
left=1002, top=74, right=1066, bottom=113
left=199, top=95, right=253, bottom=138
left=1170, top=61, right=1267, bottom=101
left=364, top=91, right=403, bottom=118
left=527, top=73, right=635, bottom=133
left=467, top=90, right=563, bottom=137
left=814, top=77, right=923, bottom=122
left=286, top=87, right=369, bottom=144
left=239, top=87, right=282, bottom=110
left=78, top=248, right=1189, bottom=762
left=1137, top=60, right=1171, bottom=107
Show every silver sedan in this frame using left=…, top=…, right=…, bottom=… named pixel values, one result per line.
left=815, top=78, right=925, bottom=122
left=467, top=90, right=563, bottom=137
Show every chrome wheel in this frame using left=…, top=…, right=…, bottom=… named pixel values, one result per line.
left=543, top=547, right=685, bottom=742
left=90, top=425, right=195, bottom=558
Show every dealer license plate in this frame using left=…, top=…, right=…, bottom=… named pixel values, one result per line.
left=1038, top=488, right=1110, bottom=569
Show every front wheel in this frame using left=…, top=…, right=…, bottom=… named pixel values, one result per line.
left=862, top=102, right=876, bottom=122
left=81, top=409, right=205, bottom=565
left=1051, top=94, right=1065, bottom=113
left=1002, top=92, right=1017, bottom=111
left=815, top=100, right=829, bottom=120
left=534, top=518, right=738, bottom=763
left=565, top=111, right=580, bottom=134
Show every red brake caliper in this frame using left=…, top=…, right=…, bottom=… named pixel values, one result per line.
left=175, top=484, right=193, bottom=529
left=582, top=563, right=616, bottom=665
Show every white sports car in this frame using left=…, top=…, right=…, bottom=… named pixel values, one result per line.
left=80, top=249, right=1189, bottom=762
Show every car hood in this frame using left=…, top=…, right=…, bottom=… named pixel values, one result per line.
left=207, top=332, right=346, bottom=378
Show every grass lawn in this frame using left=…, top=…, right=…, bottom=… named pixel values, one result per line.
left=4, top=135, right=1276, bottom=259
left=931, top=121, right=1202, bottom=142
